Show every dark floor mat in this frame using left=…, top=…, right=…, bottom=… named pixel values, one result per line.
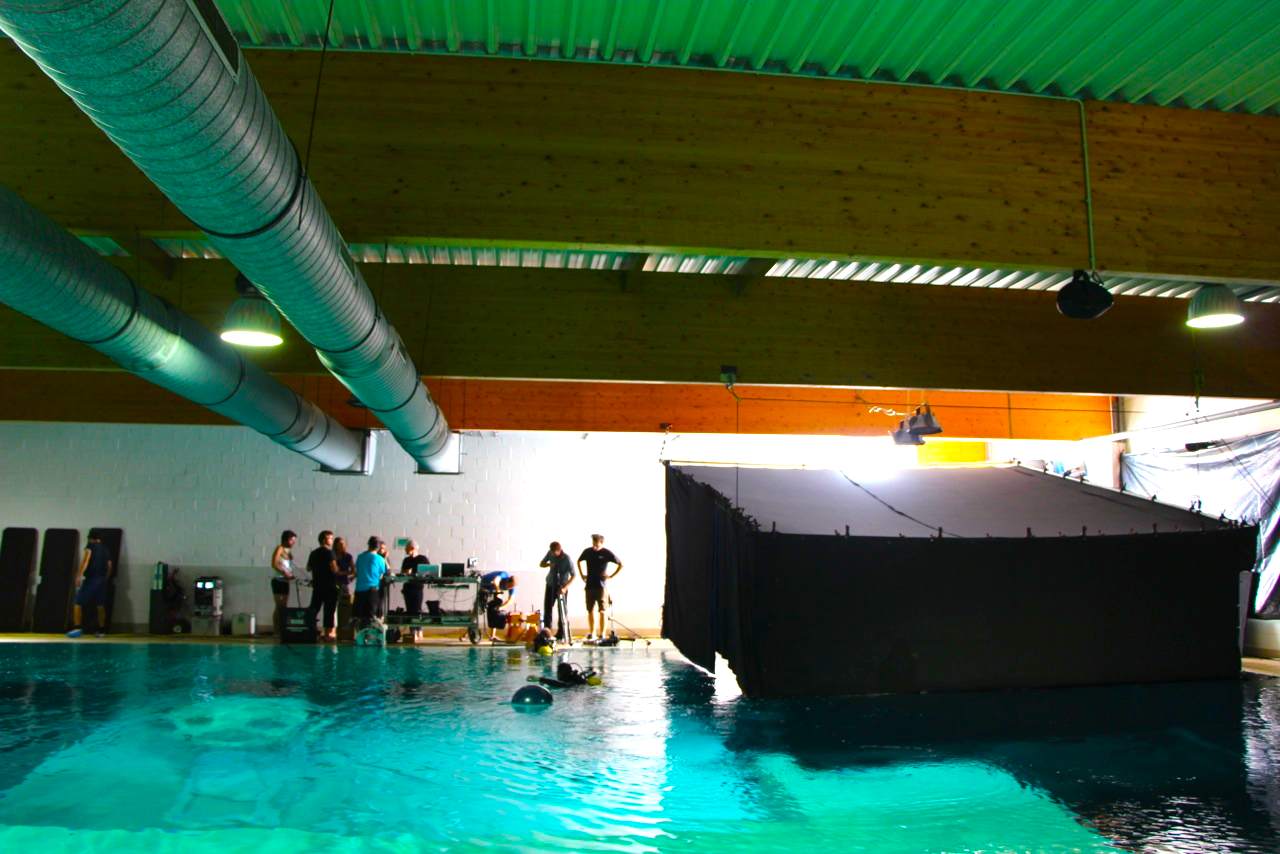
left=0, top=528, right=39, bottom=631
left=32, top=529, right=79, bottom=633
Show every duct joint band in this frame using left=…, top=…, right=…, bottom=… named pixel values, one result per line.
left=401, top=409, right=446, bottom=445
left=71, top=275, right=141, bottom=346
left=264, top=393, right=305, bottom=440
left=292, top=409, right=333, bottom=454
left=195, top=146, right=305, bottom=241
left=317, top=306, right=384, bottom=359
left=203, top=350, right=248, bottom=408
left=367, top=381, right=430, bottom=420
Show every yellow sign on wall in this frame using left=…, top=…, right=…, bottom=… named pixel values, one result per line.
left=917, top=441, right=988, bottom=466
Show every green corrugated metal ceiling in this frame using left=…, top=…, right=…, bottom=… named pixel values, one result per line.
left=214, top=0, right=1280, bottom=114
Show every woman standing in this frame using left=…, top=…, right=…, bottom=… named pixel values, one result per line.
left=400, top=539, right=430, bottom=642
left=334, top=537, right=355, bottom=596
left=334, top=536, right=355, bottom=640
left=377, top=539, right=392, bottom=619
left=270, top=530, right=298, bottom=639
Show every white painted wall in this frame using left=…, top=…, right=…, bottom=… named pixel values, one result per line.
left=0, top=424, right=668, bottom=633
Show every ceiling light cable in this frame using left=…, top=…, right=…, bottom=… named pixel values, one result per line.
left=1077, top=100, right=1097, bottom=274
left=299, top=0, right=337, bottom=228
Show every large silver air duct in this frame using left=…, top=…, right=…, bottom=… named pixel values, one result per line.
left=0, top=185, right=367, bottom=472
left=0, top=0, right=456, bottom=472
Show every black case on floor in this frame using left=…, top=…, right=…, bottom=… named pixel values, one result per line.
left=32, top=529, right=79, bottom=632
left=282, top=607, right=316, bottom=644
left=0, top=527, right=39, bottom=631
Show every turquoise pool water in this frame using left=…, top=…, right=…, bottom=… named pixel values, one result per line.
left=0, top=643, right=1277, bottom=852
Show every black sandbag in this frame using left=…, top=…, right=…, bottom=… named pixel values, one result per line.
left=0, top=528, right=39, bottom=631
left=90, top=528, right=123, bottom=630
left=32, top=529, right=79, bottom=633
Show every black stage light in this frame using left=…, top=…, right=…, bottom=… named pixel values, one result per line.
left=908, top=404, right=943, bottom=436
left=1056, top=269, right=1113, bottom=320
left=891, top=418, right=925, bottom=445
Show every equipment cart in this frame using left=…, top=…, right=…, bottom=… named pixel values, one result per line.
left=387, top=574, right=484, bottom=643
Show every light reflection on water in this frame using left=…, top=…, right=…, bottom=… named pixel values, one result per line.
left=0, top=643, right=1276, bottom=852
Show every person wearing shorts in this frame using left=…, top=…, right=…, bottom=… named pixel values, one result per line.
left=67, top=530, right=113, bottom=638
left=269, top=530, right=298, bottom=638
left=577, top=534, right=622, bottom=641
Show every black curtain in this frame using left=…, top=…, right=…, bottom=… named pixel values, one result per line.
left=662, top=465, right=755, bottom=681
left=664, top=465, right=1257, bottom=697
left=743, top=528, right=1255, bottom=697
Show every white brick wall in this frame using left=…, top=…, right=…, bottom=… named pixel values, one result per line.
left=0, top=423, right=668, bottom=633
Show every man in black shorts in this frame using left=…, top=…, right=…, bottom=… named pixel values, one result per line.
left=577, top=534, right=622, bottom=641
left=67, top=530, right=113, bottom=638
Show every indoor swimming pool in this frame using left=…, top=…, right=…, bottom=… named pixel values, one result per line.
left=0, top=642, right=1277, bottom=852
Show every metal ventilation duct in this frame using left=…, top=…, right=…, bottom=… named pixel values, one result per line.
left=0, top=0, right=456, bottom=472
left=0, top=185, right=366, bottom=473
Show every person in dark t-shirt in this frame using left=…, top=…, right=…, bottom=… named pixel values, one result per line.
left=577, top=534, right=622, bottom=641
left=400, top=540, right=430, bottom=642
left=306, top=530, right=340, bottom=640
left=67, top=531, right=113, bottom=638
left=540, top=541, right=575, bottom=641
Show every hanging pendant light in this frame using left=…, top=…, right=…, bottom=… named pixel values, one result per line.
left=891, top=418, right=925, bottom=445
left=1186, top=284, right=1244, bottom=329
left=908, top=404, right=943, bottom=436
left=220, top=273, right=283, bottom=347
left=1056, top=269, right=1113, bottom=320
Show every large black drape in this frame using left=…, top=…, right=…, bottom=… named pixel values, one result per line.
left=664, top=464, right=1258, bottom=698
left=745, top=528, right=1255, bottom=697
left=662, top=465, right=754, bottom=681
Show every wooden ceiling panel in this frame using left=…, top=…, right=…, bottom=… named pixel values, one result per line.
left=0, top=369, right=1112, bottom=441
left=2, top=259, right=1278, bottom=400
left=5, top=44, right=1279, bottom=280
left=1088, top=101, right=1280, bottom=281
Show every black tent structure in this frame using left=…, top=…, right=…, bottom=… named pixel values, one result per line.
left=663, top=464, right=1257, bottom=698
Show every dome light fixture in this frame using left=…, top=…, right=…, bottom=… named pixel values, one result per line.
left=220, top=273, right=283, bottom=347
left=1056, top=269, right=1113, bottom=320
left=1186, top=284, right=1244, bottom=330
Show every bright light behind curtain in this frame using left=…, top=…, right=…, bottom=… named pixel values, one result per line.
left=1121, top=430, right=1280, bottom=615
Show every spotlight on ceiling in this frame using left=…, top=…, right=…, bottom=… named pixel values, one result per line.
left=908, top=404, right=943, bottom=436
left=1056, top=269, right=1113, bottom=320
left=220, top=273, right=283, bottom=347
left=891, top=417, right=925, bottom=446
left=1186, top=284, right=1244, bottom=329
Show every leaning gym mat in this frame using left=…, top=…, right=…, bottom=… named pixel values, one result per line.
left=0, top=528, right=39, bottom=631
left=32, top=529, right=79, bottom=633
